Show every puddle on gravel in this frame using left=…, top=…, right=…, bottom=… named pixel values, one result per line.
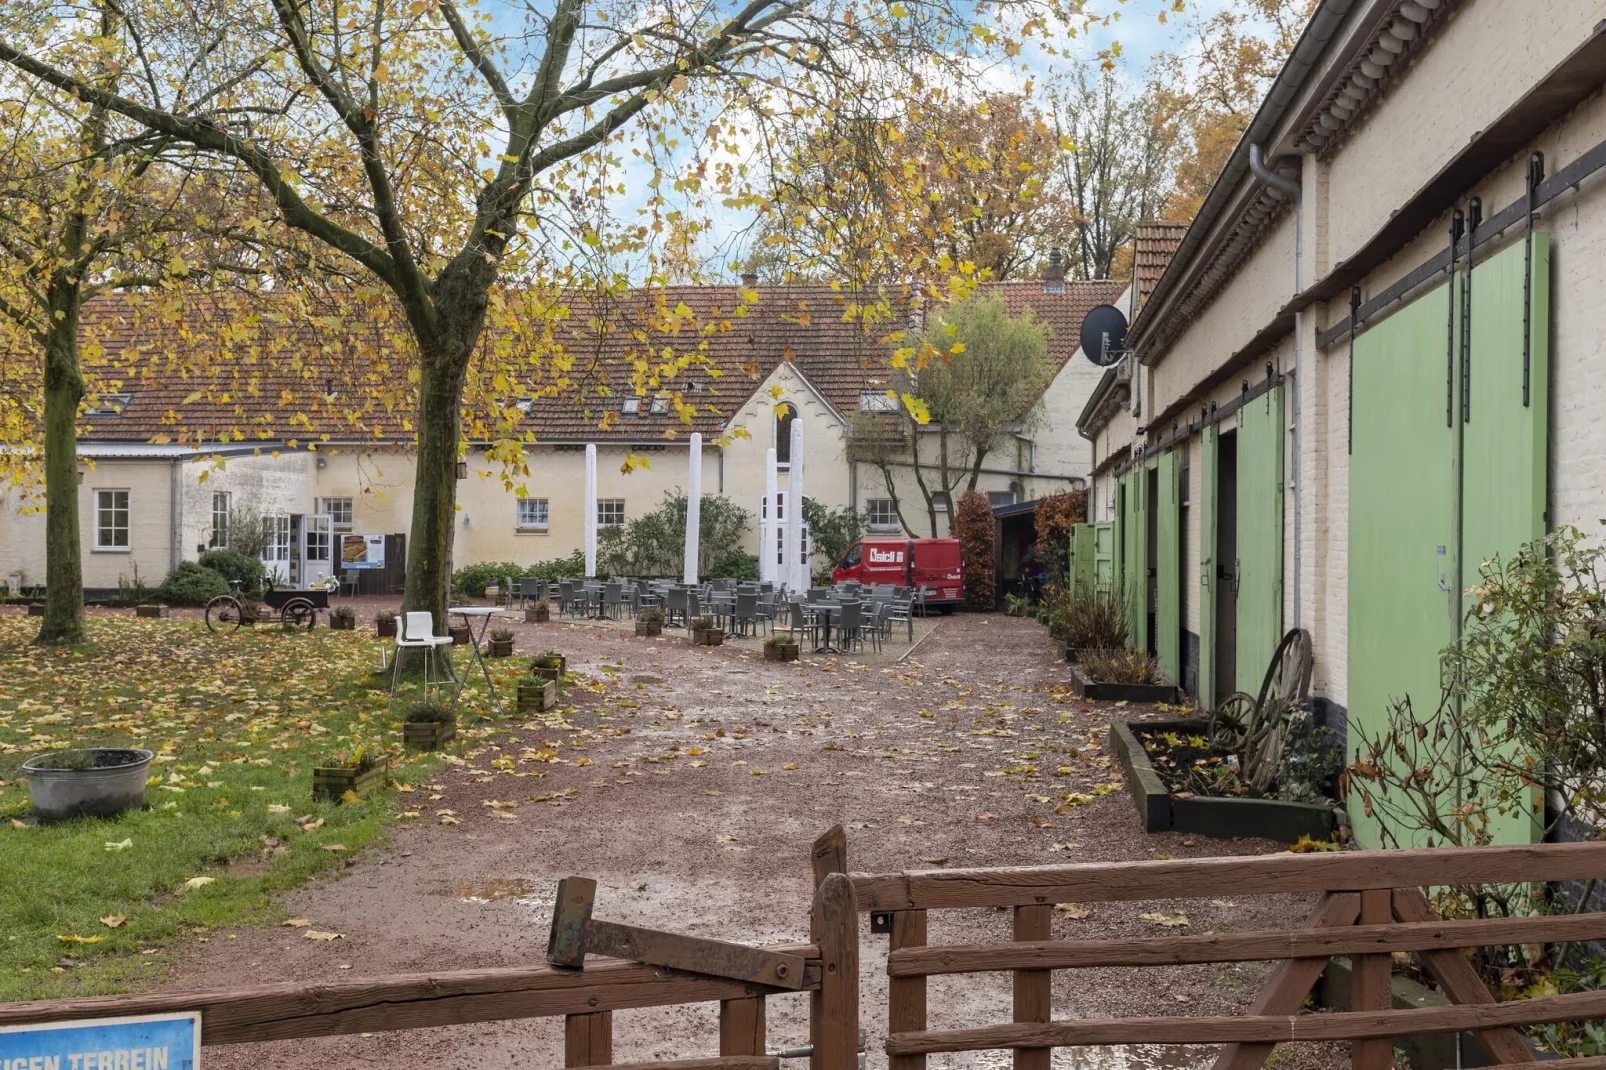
left=445, top=878, right=535, bottom=903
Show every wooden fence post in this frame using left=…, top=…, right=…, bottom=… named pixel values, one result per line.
left=720, top=997, right=766, bottom=1057
left=888, top=908, right=928, bottom=1070
left=1351, top=889, right=1393, bottom=1070
left=809, top=824, right=848, bottom=1063
left=565, top=1010, right=614, bottom=1067
left=1013, top=904, right=1052, bottom=1070
left=811, top=872, right=859, bottom=1070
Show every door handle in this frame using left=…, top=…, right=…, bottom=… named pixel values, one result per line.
left=1436, top=545, right=1451, bottom=593
left=1200, top=556, right=1211, bottom=588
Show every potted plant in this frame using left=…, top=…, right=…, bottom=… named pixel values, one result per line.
left=1069, top=647, right=1178, bottom=703
left=26, top=603, right=45, bottom=617
left=21, top=748, right=154, bottom=822
left=449, top=622, right=472, bottom=645
left=517, top=674, right=558, bottom=713
left=529, top=649, right=566, bottom=681
left=376, top=609, right=398, bottom=638
left=313, top=743, right=387, bottom=801
left=1003, top=593, right=1031, bottom=618
left=329, top=605, right=357, bottom=631
left=690, top=615, right=724, bottom=646
left=134, top=603, right=167, bottom=618
left=402, top=700, right=457, bottom=751
left=763, top=634, right=799, bottom=662
left=635, top=607, right=664, bottom=637
left=526, top=598, right=551, bottom=624
left=488, top=628, right=515, bottom=657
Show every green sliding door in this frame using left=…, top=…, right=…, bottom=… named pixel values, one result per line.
left=1197, top=426, right=1219, bottom=708
left=1236, top=384, right=1283, bottom=693
left=1156, top=449, right=1181, bottom=684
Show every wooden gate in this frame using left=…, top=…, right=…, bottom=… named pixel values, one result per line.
left=850, top=837, right=1606, bottom=1066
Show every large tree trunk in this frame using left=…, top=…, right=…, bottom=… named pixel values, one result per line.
left=402, top=354, right=462, bottom=658
left=38, top=292, right=87, bottom=645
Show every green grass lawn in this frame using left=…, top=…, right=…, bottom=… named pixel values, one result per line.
left=0, top=613, right=524, bottom=1003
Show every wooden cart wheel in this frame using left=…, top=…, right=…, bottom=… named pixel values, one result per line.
left=281, top=597, right=317, bottom=631
left=205, top=594, right=244, bottom=633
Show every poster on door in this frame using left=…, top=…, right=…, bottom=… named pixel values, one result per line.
left=340, top=534, right=386, bottom=570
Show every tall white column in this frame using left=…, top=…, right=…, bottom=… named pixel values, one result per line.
left=762, top=447, right=779, bottom=584
left=584, top=443, right=597, bottom=579
left=683, top=433, right=702, bottom=585
left=784, top=419, right=805, bottom=592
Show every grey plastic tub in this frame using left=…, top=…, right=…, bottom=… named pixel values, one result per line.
left=22, top=748, right=154, bottom=822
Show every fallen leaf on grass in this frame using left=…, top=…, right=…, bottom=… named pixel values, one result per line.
left=1054, top=903, right=1091, bottom=919
left=57, top=934, right=103, bottom=944
left=182, top=877, right=216, bottom=891
left=399, top=811, right=420, bottom=820
left=100, top=915, right=126, bottom=929
left=919, top=856, right=949, bottom=866
left=340, top=790, right=360, bottom=804
left=303, top=931, right=344, bottom=941
left=395, top=784, right=414, bottom=793
left=298, top=816, right=325, bottom=833
left=103, top=838, right=133, bottom=852
left=321, top=844, right=346, bottom=852
left=1139, top=912, right=1189, bottom=928
left=9, top=819, right=27, bottom=830
left=267, top=804, right=291, bottom=814
left=281, top=919, right=311, bottom=928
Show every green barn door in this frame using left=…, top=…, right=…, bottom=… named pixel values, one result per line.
left=1235, top=385, right=1284, bottom=691
left=1156, top=449, right=1181, bottom=683
left=1348, top=280, right=1460, bottom=850
left=1072, top=522, right=1097, bottom=596
left=1197, top=426, right=1219, bottom=708
left=1092, top=521, right=1115, bottom=592
left=1123, top=471, right=1146, bottom=646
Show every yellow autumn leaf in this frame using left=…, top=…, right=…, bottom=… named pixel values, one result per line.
left=303, top=930, right=344, bottom=941
left=281, top=918, right=312, bottom=927
left=103, top=838, right=133, bottom=851
left=100, top=915, right=126, bottom=929
left=267, top=804, right=291, bottom=814
left=1054, top=903, right=1091, bottom=918
left=1139, top=912, right=1189, bottom=928
left=182, top=876, right=216, bottom=891
left=57, top=934, right=103, bottom=944
left=340, top=789, right=360, bottom=803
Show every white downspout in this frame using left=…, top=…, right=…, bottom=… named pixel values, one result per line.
left=1250, top=142, right=1303, bottom=630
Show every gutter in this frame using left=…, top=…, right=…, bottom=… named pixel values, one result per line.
left=1128, top=0, right=1355, bottom=361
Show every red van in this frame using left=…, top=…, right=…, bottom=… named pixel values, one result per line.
left=831, top=538, right=964, bottom=611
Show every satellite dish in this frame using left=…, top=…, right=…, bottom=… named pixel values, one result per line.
left=1079, top=304, right=1129, bottom=367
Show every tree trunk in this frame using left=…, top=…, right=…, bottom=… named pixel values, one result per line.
left=966, top=447, right=990, bottom=493
left=402, top=354, right=462, bottom=669
left=38, top=292, right=87, bottom=645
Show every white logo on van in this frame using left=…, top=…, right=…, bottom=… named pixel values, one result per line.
left=868, top=548, right=904, bottom=565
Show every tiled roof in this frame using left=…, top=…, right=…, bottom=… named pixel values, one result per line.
left=1134, top=221, right=1189, bottom=312
left=15, top=278, right=1123, bottom=445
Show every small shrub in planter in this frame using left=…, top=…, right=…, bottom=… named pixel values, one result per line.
left=1080, top=647, right=1161, bottom=685
left=376, top=609, right=398, bottom=637
left=402, top=700, right=457, bottom=751
left=449, top=624, right=472, bottom=645
left=22, top=747, right=154, bottom=822
left=526, top=599, right=552, bottom=623
left=517, top=676, right=558, bottom=712
left=488, top=628, right=515, bottom=657
left=26, top=603, right=45, bottom=617
left=763, top=635, right=799, bottom=662
left=690, top=615, right=724, bottom=646
left=529, top=649, right=566, bottom=681
left=134, top=603, right=167, bottom=619
left=329, top=605, right=357, bottom=631
left=313, top=744, right=387, bottom=801
left=636, top=607, right=665, bottom=637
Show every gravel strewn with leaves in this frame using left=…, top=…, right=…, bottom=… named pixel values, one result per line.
left=113, top=612, right=1345, bottom=1070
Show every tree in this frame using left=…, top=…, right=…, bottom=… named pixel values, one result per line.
left=0, top=0, right=1037, bottom=636
left=1048, top=63, right=1174, bottom=280
left=597, top=491, right=751, bottom=578
left=802, top=499, right=866, bottom=578
left=954, top=489, right=995, bottom=609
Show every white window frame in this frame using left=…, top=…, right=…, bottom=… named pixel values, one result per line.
left=318, top=496, right=354, bottom=531
left=94, top=489, right=130, bottom=551
left=858, top=389, right=899, bottom=413
left=210, top=490, right=231, bottom=548
left=517, top=497, right=550, bottom=532
left=774, top=404, right=795, bottom=467
left=650, top=396, right=669, bottom=415
left=302, top=513, right=334, bottom=584
left=987, top=490, right=1017, bottom=508
left=597, top=498, right=626, bottom=529
left=262, top=514, right=292, bottom=564
left=866, top=498, right=900, bottom=532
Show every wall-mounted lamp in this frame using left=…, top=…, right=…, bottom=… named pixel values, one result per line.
left=316, top=457, right=327, bottom=470
left=456, top=461, right=469, bottom=479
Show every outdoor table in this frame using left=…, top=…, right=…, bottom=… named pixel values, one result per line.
left=447, top=606, right=508, bottom=716
left=804, top=602, right=840, bottom=654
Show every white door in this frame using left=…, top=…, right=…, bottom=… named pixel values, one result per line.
left=302, top=514, right=334, bottom=587
left=261, top=514, right=292, bottom=587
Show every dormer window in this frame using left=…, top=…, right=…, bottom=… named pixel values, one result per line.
left=621, top=398, right=641, bottom=416
left=85, top=393, right=131, bottom=417
left=858, top=389, right=898, bottom=413
left=515, top=397, right=534, bottom=413
left=650, top=396, right=669, bottom=415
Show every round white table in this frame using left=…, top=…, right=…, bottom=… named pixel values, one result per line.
left=447, top=606, right=508, bottom=715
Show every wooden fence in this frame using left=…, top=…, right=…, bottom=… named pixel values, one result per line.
left=5, top=833, right=1606, bottom=1068
left=842, top=837, right=1606, bottom=1068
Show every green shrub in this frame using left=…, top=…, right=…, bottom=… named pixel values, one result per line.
left=452, top=551, right=586, bottom=597
left=1049, top=585, right=1129, bottom=652
left=197, top=549, right=267, bottom=596
left=711, top=551, right=759, bottom=581
left=403, top=700, right=455, bottom=726
left=1079, top=647, right=1160, bottom=685
left=155, top=562, right=230, bottom=606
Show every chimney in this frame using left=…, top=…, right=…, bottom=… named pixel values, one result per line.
left=741, top=270, right=759, bottom=287
left=1042, top=248, right=1066, bottom=294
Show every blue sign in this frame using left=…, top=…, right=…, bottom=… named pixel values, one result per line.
left=0, top=1012, right=199, bottom=1070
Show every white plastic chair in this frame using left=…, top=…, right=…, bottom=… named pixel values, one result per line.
left=389, top=610, right=456, bottom=700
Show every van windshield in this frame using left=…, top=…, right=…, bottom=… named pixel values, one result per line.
left=841, top=544, right=862, bottom=568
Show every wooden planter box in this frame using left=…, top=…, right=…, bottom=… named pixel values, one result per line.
left=27, top=603, right=46, bottom=617
left=328, top=616, right=356, bottom=631
left=403, top=720, right=457, bottom=751
left=449, top=625, right=472, bottom=645
left=488, top=639, right=514, bottom=657
left=312, top=761, right=387, bottom=802
left=692, top=628, right=725, bottom=646
left=1110, top=719, right=1337, bottom=845
left=526, top=606, right=550, bottom=623
left=376, top=618, right=398, bottom=638
left=1067, top=664, right=1178, bottom=704
left=635, top=621, right=662, bottom=637
left=764, top=644, right=800, bottom=662
left=517, top=680, right=557, bottom=713
left=134, top=604, right=167, bottom=619
left=530, top=662, right=563, bottom=682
